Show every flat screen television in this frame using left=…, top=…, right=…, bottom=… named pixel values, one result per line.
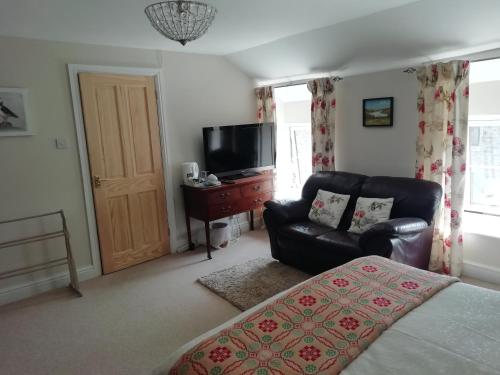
left=203, top=123, right=275, bottom=178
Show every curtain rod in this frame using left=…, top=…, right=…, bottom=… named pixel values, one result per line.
left=259, top=76, right=343, bottom=89
left=272, top=80, right=309, bottom=89
left=404, top=55, right=500, bottom=73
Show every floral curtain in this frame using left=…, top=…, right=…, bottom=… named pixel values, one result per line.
left=308, top=78, right=336, bottom=172
left=255, top=86, right=275, bottom=124
left=255, top=86, right=275, bottom=224
left=415, top=61, right=470, bottom=276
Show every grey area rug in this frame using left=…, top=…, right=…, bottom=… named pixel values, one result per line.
left=197, top=258, right=311, bottom=311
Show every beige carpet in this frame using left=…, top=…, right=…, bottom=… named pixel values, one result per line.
left=198, top=258, right=310, bottom=310
left=1, top=229, right=499, bottom=375
left=0, top=231, right=272, bottom=375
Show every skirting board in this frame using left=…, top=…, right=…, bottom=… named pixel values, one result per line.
left=0, top=265, right=97, bottom=306
left=174, top=219, right=260, bottom=252
left=462, top=261, right=500, bottom=285
left=1, top=219, right=263, bottom=304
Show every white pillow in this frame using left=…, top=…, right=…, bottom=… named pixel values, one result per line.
left=348, top=197, right=394, bottom=234
left=308, top=189, right=350, bottom=229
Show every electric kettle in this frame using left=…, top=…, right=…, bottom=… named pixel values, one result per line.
left=182, top=162, right=199, bottom=184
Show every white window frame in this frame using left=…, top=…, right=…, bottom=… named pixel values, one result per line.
left=275, top=121, right=311, bottom=199
left=464, top=114, right=500, bottom=217
left=274, top=84, right=312, bottom=200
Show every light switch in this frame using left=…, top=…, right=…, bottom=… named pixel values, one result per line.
left=55, top=137, right=68, bottom=149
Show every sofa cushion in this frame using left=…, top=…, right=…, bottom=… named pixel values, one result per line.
left=348, top=197, right=394, bottom=234
left=276, top=230, right=363, bottom=274
left=314, top=231, right=363, bottom=257
left=360, top=176, right=442, bottom=225
left=308, top=190, right=350, bottom=229
left=278, top=221, right=333, bottom=241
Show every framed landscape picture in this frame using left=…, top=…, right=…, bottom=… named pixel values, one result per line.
left=0, top=88, right=33, bottom=136
left=363, top=97, right=394, bottom=127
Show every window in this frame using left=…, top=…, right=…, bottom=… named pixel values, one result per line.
left=466, top=60, right=500, bottom=215
left=274, top=85, right=312, bottom=200
left=467, top=117, right=500, bottom=212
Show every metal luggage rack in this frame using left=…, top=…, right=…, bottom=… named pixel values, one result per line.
left=0, top=210, right=82, bottom=297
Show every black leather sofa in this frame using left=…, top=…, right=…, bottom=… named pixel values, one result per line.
left=263, top=172, right=442, bottom=274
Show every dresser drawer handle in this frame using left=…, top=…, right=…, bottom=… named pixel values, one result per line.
left=253, top=198, right=263, bottom=204
left=252, top=185, right=261, bottom=191
left=221, top=206, right=231, bottom=212
left=219, top=192, right=231, bottom=199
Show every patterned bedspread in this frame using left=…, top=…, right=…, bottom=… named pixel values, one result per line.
left=169, top=256, right=457, bottom=375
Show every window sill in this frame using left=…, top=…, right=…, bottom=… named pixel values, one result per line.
left=464, top=208, right=500, bottom=217
left=463, top=210, right=500, bottom=238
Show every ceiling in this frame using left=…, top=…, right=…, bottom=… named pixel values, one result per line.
left=0, top=0, right=419, bottom=55
left=2, top=0, right=500, bottom=81
left=229, top=0, right=500, bottom=81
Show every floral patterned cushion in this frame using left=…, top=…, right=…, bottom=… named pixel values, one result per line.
left=308, top=189, right=350, bottom=229
left=348, top=197, right=394, bottom=234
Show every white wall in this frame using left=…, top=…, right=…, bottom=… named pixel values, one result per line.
left=0, top=36, right=255, bottom=304
left=469, top=81, right=500, bottom=115
left=336, top=69, right=418, bottom=177
left=463, top=213, right=500, bottom=284
left=160, top=52, right=256, bottom=246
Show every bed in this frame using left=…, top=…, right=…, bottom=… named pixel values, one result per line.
left=157, top=256, right=500, bottom=375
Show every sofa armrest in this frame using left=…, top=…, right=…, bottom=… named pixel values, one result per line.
left=264, top=199, right=310, bottom=225
left=359, top=218, right=428, bottom=249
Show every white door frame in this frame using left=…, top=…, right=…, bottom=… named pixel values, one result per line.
left=68, top=64, right=177, bottom=276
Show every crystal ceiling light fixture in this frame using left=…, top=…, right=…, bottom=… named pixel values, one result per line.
left=145, top=1, right=217, bottom=46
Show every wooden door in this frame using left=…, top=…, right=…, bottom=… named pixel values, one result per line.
left=79, top=73, right=170, bottom=274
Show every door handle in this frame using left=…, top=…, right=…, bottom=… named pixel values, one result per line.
left=94, top=175, right=102, bottom=188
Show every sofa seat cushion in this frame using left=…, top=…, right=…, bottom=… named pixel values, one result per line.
left=314, top=231, right=363, bottom=258
left=278, top=221, right=333, bottom=241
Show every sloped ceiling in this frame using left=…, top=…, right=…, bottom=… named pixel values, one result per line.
left=0, top=0, right=419, bottom=55
left=2, top=0, right=500, bottom=81
left=227, top=0, right=500, bottom=81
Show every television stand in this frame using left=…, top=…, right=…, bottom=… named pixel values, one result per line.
left=181, top=174, right=274, bottom=259
left=221, top=171, right=261, bottom=181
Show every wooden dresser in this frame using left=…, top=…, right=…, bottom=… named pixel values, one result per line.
left=182, top=174, right=274, bottom=259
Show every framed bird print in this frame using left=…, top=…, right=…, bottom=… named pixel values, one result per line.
left=0, top=88, right=33, bottom=136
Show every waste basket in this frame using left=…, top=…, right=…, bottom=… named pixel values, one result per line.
left=211, top=222, right=230, bottom=248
